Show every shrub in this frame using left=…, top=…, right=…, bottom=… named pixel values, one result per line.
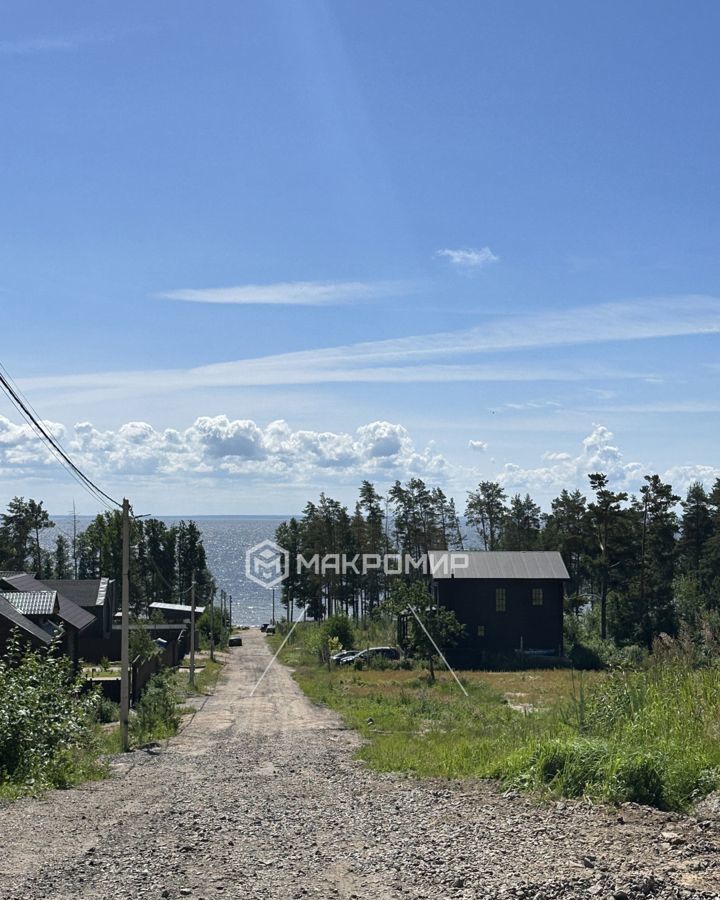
left=131, top=671, right=180, bottom=743
left=94, top=695, right=120, bottom=724
left=0, top=633, right=99, bottom=788
left=129, top=621, right=159, bottom=663
left=322, top=615, right=356, bottom=651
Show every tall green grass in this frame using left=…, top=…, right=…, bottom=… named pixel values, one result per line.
left=274, top=623, right=720, bottom=811
left=501, top=658, right=720, bottom=810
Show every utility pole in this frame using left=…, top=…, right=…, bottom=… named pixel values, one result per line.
left=72, top=499, right=78, bottom=579
left=120, top=498, right=130, bottom=752
left=229, top=594, right=233, bottom=630
left=209, top=585, right=215, bottom=662
left=272, top=587, right=275, bottom=624
left=189, top=571, right=196, bottom=687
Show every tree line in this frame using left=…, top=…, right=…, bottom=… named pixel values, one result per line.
left=0, top=497, right=215, bottom=612
left=275, top=474, right=720, bottom=650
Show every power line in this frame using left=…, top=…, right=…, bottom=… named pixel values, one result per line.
left=0, top=365, right=111, bottom=510
left=0, top=360, right=219, bottom=606
left=0, top=361, right=121, bottom=510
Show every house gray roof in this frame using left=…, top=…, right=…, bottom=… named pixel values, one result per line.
left=1, top=574, right=95, bottom=631
left=42, top=578, right=110, bottom=608
left=1, top=591, right=58, bottom=616
left=0, top=595, right=53, bottom=645
left=428, top=551, right=569, bottom=581
left=148, top=602, right=206, bottom=614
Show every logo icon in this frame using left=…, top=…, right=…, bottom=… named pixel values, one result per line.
left=246, top=539, right=289, bottom=590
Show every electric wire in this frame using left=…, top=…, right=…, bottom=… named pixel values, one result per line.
left=0, top=362, right=115, bottom=511
left=0, top=362, right=121, bottom=509
left=0, top=360, right=218, bottom=605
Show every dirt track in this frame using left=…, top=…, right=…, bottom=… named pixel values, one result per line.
left=1, top=630, right=719, bottom=900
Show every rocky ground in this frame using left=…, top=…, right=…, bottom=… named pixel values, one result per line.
left=1, top=630, right=719, bottom=900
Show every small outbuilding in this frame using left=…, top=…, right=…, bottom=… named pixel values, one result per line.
left=148, top=601, right=206, bottom=623
left=429, top=550, right=569, bottom=667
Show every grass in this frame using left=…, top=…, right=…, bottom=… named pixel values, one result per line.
left=270, top=622, right=720, bottom=811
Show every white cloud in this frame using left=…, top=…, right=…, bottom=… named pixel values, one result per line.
left=499, top=425, right=645, bottom=493
left=0, top=414, right=446, bottom=485
left=468, top=440, right=488, bottom=451
left=157, top=280, right=407, bottom=306
left=497, top=424, right=720, bottom=497
left=436, top=246, right=499, bottom=269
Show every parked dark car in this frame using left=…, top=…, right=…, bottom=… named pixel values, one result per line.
left=260, top=623, right=269, bottom=632
left=339, top=646, right=400, bottom=665
left=265, top=625, right=276, bottom=635
left=331, top=649, right=359, bottom=664
left=229, top=634, right=243, bottom=647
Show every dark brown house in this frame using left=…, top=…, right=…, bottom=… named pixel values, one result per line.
left=0, top=594, right=54, bottom=653
left=429, top=550, right=569, bottom=667
left=0, top=574, right=110, bottom=666
left=0, top=583, right=95, bottom=668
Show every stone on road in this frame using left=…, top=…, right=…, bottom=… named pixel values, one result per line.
left=1, top=630, right=719, bottom=900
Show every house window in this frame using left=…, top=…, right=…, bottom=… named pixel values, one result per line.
left=477, top=624, right=485, bottom=637
left=495, top=588, right=506, bottom=612
left=532, top=587, right=543, bottom=606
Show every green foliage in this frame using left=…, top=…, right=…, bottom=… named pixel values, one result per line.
left=384, top=580, right=463, bottom=681
left=500, top=652, right=720, bottom=810
left=74, top=511, right=214, bottom=612
left=0, top=634, right=100, bottom=788
left=197, top=603, right=231, bottom=649
left=129, top=620, right=159, bottom=663
left=0, top=496, right=54, bottom=575
left=322, top=614, right=356, bottom=650
left=94, top=695, right=120, bottom=724
left=130, top=671, right=180, bottom=743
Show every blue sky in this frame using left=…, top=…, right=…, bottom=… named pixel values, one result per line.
left=1, top=1, right=719, bottom=514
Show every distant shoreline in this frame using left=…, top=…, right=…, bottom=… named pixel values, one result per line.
left=48, top=513, right=297, bottom=520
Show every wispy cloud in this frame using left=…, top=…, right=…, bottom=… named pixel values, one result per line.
left=436, top=246, right=499, bottom=269
left=468, top=440, right=488, bottom=451
left=0, top=35, right=88, bottom=55
left=17, top=295, right=720, bottom=395
left=157, top=280, right=408, bottom=306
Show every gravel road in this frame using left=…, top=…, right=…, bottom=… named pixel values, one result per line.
left=1, top=630, right=719, bottom=900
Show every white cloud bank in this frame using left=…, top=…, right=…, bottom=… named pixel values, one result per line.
left=498, top=425, right=720, bottom=496
left=157, top=280, right=407, bottom=306
left=436, top=246, right=499, bottom=269
left=0, top=415, right=446, bottom=484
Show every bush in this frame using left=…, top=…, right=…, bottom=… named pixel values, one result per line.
left=322, top=615, right=356, bottom=651
left=0, top=633, right=99, bottom=788
left=197, top=605, right=231, bottom=649
left=129, top=621, right=159, bottom=663
left=94, top=695, right=120, bottom=724
left=130, top=671, right=180, bottom=743
left=568, top=643, right=605, bottom=670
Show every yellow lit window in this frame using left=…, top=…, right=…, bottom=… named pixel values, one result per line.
left=532, top=588, right=543, bottom=606
left=495, top=588, right=506, bottom=612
